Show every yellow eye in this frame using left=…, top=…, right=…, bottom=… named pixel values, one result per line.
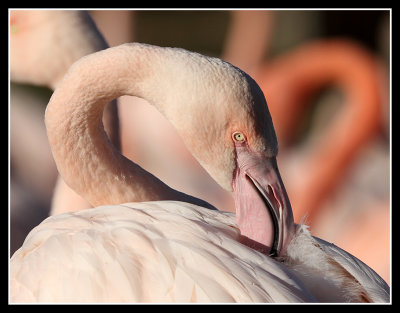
left=233, top=132, right=245, bottom=142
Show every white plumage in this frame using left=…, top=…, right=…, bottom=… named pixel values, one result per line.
left=10, top=201, right=388, bottom=303
left=9, top=42, right=390, bottom=304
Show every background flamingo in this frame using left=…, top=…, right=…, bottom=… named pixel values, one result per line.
left=9, top=10, right=121, bottom=252
left=10, top=43, right=389, bottom=303
left=251, top=39, right=386, bottom=223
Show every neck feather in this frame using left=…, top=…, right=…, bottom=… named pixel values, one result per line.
left=45, top=43, right=218, bottom=208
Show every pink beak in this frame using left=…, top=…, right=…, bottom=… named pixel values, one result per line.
left=233, top=143, right=295, bottom=257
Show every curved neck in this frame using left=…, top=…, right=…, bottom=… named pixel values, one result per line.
left=45, top=43, right=215, bottom=209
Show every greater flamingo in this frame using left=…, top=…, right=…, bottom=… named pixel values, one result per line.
left=10, top=9, right=120, bottom=215
left=10, top=43, right=389, bottom=303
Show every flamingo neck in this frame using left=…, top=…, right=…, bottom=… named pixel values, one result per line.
left=45, top=43, right=215, bottom=209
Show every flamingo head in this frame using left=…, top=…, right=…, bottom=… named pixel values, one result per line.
left=226, top=73, right=296, bottom=257
left=167, top=57, right=296, bottom=257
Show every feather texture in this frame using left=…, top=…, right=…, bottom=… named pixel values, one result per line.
left=10, top=202, right=388, bottom=303
left=10, top=202, right=312, bottom=303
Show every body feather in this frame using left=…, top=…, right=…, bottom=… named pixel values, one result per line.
left=10, top=202, right=388, bottom=303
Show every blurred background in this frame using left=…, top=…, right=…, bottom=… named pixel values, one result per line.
left=9, top=9, right=391, bottom=284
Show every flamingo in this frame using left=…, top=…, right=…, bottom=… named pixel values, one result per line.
left=9, top=9, right=120, bottom=215
left=9, top=43, right=389, bottom=303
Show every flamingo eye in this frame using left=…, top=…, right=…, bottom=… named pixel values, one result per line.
left=233, top=132, right=246, bottom=142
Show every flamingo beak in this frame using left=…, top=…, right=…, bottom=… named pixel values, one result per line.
left=232, top=143, right=295, bottom=257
